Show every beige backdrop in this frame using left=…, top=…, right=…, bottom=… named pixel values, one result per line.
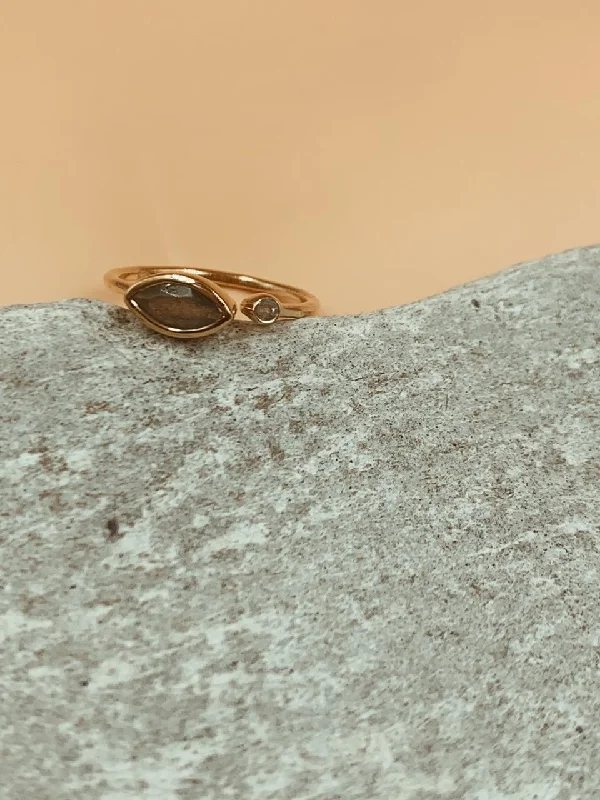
left=1, top=1, right=599, bottom=314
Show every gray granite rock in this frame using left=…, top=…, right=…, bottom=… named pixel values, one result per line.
left=1, top=246, right=600, bottom=799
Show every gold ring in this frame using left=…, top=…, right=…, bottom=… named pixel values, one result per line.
left=104, top=266, right=320, bottom=339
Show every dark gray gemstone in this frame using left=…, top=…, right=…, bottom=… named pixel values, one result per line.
left=130, top=281, right=227, bottom=331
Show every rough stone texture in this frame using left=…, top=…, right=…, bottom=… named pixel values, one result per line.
left=1, top=246, right=600, bottom=800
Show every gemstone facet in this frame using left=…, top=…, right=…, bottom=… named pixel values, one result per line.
left=127, top=279, right=231, bottom=334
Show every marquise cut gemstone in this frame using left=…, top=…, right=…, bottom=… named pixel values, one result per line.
left=129, top=281, right=228, bottom=331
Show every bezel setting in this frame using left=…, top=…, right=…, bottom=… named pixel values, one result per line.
left=125, top=274, right=236, bottom=338
left=240, top=294, right=281, bottom=325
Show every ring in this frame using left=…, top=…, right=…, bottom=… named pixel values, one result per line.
left=104, top=266, right=320, bottom=339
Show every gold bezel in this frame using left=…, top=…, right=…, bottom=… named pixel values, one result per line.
left=125, top=273, right=237, bottom=339
left=240, top=293, right=281, bottom=325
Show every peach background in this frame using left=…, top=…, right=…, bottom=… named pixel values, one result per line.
left=1, top=1, right=599, bottom=314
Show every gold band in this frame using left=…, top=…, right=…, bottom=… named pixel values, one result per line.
left=104, top=266, right=320, bottom=339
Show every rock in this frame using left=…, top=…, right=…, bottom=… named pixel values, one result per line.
left=1, top=246, right=600, bottom=799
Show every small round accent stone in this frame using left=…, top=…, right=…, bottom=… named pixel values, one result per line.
left=253, top=297, right=280, bottom=323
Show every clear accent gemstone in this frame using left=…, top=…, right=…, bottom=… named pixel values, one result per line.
left=254, top=297, right=280, bottom=323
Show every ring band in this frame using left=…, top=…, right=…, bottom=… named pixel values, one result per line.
left=104, top=266, right=320, bottom=339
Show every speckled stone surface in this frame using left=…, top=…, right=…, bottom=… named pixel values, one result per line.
left=1, top=247, right=600, bottom=800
